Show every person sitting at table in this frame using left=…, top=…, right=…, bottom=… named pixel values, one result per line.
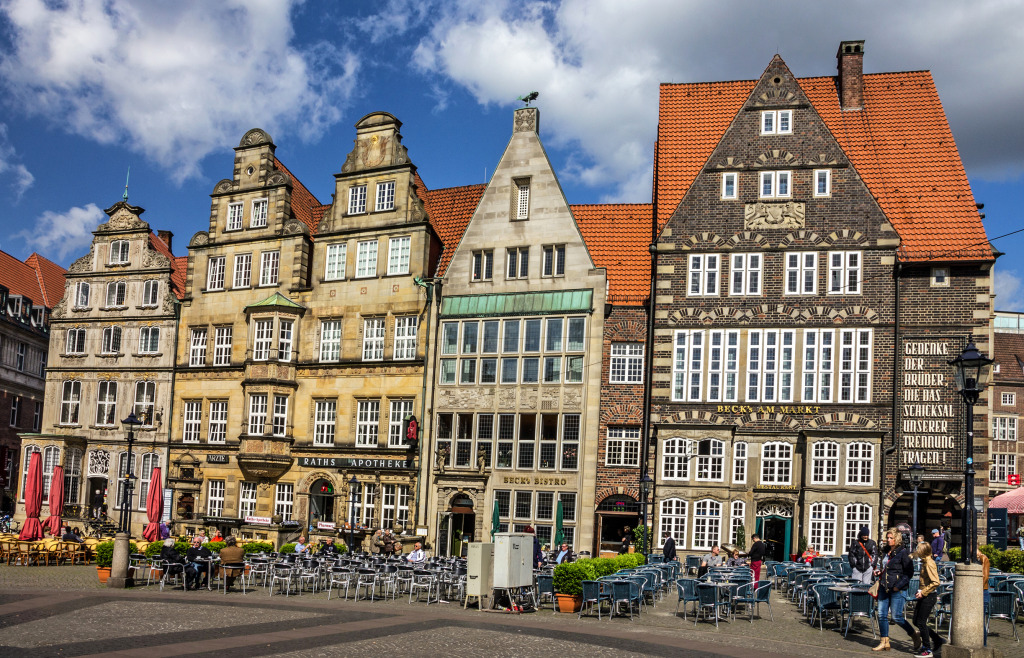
left=159, top=538, right=186, bottom=584
left=218, top=536, right=245, bottom=591
left=698, top=544, right=723, bottom=577
left=726, top=549, right=746, bottom=567
left=318, top=539, right=339, bottom=556
left=196, top=529, right=209, bottom=544
left=406, top=541, right=427, bottom=565
left=294, top=536, right=309, bottom=554
left=62, top=526, right=84, bottom=543
left=801, top=544, right=819, bottom=564
left=185, top=536, right=213, bottom=590
left=211, top=529, right=223, bottom=542
left=555, top=542, right=575, bottom=564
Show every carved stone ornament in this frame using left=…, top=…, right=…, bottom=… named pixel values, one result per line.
left=87, top=449, right=110, bottom=477
left=239, top=128, right=272, bottom=147
left=266, top=171, right=288, bottom=187
left=68, top=253, right=92, bottom=274
left=99, top=203, right=149, bottom=232
left=213, top=179, right=234, bottom=194
left=143, top=248, right=170, bottom=269
left=514, top=108, right=538, bottom=133
left=189, top=231, right=210, bottom=247
left=51, top=296, right=68, bottom=319
left=744, top=201, right=805, bottom=230
left=756, top=502, right=793, bottom=518
left=341, top=151, right=358, bottom=174
left=282, top=218, right=307, bottom=235
left=359, top=135, right=390, bottom=169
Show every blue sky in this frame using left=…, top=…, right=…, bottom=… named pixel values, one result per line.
left=1, top=1, right=1022, bottom=308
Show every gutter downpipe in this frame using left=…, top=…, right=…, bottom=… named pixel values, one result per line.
left=412, top=277, right=440, bottom=534
left=163, top=297, right=181, bottom=532
left=640, top=145, right=659, bottom=557
left=882, top=259, right=902, bottom=535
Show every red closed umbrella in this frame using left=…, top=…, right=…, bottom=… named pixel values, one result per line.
left=19, top=451, right=44, bottom=540
left=44, top=465, right=65, bottom=535
left=142, top=467, right=163, bottom=542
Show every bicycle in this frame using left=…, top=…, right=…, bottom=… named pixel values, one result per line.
left=0, top=514, right=19, bottom=533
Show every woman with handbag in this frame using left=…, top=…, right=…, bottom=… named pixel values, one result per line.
left=872, top=528, right=919, bottom=652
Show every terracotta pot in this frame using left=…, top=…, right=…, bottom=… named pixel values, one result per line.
left=554, top=593, right=583, bottom=613
left=96, top=566, right=111, bottom=584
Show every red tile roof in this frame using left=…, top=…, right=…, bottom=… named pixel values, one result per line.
left=994, top=333, right=1024, bottom=383
left=23, top=253, right=67, bottom=307
left=657, top=69, right=992, bottom=262
left=423, top=183, right=486, bottom=277
left=274, top=158, right=326, bottom=235
left=148, top=232, right=187, bottom=300
left=573, top=203, right=653, bottom=302
left=0, top=250, right=66, bottom=309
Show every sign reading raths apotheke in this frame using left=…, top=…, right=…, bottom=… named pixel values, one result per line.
left=297, top=456, right=412, bottom=470
left=899, top=337, right=964, bottom=470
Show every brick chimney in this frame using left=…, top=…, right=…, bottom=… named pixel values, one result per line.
left=157, top=230, right=173, bottom=252
left=837, top=40, right=865, bottom=110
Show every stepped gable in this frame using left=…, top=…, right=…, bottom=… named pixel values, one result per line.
left=573, top=203, right=652, bottom=302
left=422, top=183, right=486, bottom=277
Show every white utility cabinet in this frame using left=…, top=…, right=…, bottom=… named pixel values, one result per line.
left=493, top=532, right=533, bottom=588
left=466, top=542, right=494, bottom=598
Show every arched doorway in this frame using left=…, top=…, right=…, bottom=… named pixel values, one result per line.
left=309, top=479, right=335, bottom=526
left=755, top=502, right=793, bottom=562
left=443, top=493, right=475, bottom=557
left=888, top=489, right=962, bottom=548
left=595, top=494, right=640, bottom=556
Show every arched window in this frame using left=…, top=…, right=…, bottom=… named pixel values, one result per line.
left=20, top=445, right=40, bottom=501
left=105, top=281, right=127, bottom=307
left=846, top=442, right=873, bottom=486
left=811, top=441, right=839, bottom=484
left=843, top=503, right=872, bottom=553
left=732, top=441, right=748, bottom=483
left=809, top=502, right=837, bottom=555
left=731, top=500, right=746, bottom=545
left=138, top=454, right=160, bottom=509
left=662, top=438, right=691, bottom=480
left=64, top=448, right=82, bottom=505
left=40, top=446, right=60, bottom=499
left=114, top=452, right=136, bottom=510
left=695, top=439, right=725, bottom=481
left=659, top=498, right=688, bottom=550
left=693, top=499, right=722, bottom=550
left=760, top=441, right=792, bottom=485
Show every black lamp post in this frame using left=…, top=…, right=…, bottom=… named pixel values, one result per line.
left=949, top=341, right=993, bottom=565
left=908, top=461, right=924, bottom=544
left=639, top=473, right=653, bottom=557
left=118, top=413, right=143, bottom=534
left=348, top=475, right=359, bottom=555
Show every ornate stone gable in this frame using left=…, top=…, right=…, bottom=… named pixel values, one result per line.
left=97, top=201, right=149, bottom=233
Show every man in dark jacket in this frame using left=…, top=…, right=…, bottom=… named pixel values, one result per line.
left=930, top=528, right=945, bottom=562
left=848, top=525, right=876, bottom=584
left=662, top=531, right=677, bottom=563
left=748, top=533, right=766, bottom=582
left=185, top=536, right=213, bottom=590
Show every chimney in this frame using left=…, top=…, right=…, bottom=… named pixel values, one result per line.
left=837, top=40, right=865, bottom=110
left=157, top=230, right=173, bottom=252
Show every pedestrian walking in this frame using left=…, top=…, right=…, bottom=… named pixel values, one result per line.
left=748, top=533, right=766, bottom=582
left=911, top=542, right=945, bottom=657
left=848, top=525, right=877, bottom=585
left=872, top=528, right=918, bottom=652
left=662, top=531, right=677, bottom=563
left=930, top=529, right=944, bottom=562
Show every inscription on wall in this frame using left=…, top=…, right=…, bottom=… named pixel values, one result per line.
left=899, top=339, right=962, bottom=469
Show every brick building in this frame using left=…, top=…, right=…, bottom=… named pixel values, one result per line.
left=648, top=42, right=994, bottom=559
left=989, top=311, right=1022, bottom=499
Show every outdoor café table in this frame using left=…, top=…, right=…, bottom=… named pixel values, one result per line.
left=191, top=557, right=218, bottom=590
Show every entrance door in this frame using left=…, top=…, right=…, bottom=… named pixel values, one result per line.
left=88, top=477, right=107, bottom=518
left=309, top=479, right=335, bottom=525
left=757, top=516, right=792, bottom=561
left=450, top=513, right=475, bottom=557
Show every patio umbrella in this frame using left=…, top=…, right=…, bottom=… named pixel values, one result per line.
left=18, top=451, right=44, bottom=540
left=490, top=500, right=500, bottom=540
left=554, top=500, right=565, bottom=547
left=44, top=465, right=65, bottom=535
left=142, top=467, right=163, bottom=542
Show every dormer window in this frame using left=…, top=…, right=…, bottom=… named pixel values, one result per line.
left=375, top=181, right=395, bottom=212
left=761, top=110, right=792, bottom=135
left=226, top=202, right=243, bottom=231
left=109, top=240, right=129, bottom=265
left=348, top=185, right=367, bottom=214
left=251, top=198, right=268, bottom=228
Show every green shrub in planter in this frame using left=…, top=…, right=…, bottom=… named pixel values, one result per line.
left=242, top=541, right=274, bottom=554
left=614, top=553, right=645, bottom=570
left=205, top=541, right=226, bottom=553
left=589, top=557, right=618, bottom=578
left=553, top=560, right=595, bottom=596
left=947, top=546, right=961, bottom=561
left=279, top=543, right=297, bottom=554
left=144, top=542, right=164, bottom=558
left=95, top=540, right=139, bottom=568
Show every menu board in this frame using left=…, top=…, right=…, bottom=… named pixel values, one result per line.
left=899, top=336, right=964, bottom=472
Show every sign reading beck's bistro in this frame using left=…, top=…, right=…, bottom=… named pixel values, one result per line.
left=298, top=456, right=412, bottom=470
left=899, top=338, right=963, bottom=470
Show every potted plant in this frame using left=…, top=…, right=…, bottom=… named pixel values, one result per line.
left=94, top=540, right=138, bottom=583
left=552, top=560, right=594, bottom=613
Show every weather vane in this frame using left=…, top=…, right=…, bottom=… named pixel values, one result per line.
left=122, top=166, right=131, bottom=202
left=517, top=91, right=539, bottom=107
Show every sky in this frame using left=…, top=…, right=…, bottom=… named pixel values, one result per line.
left=0, top=0, right=1022, bottom=309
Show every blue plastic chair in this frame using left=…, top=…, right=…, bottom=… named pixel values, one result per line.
left=732, top=579, right=773, bottom=622
left=844, top=590, right=877, bottom=638
left=808, top=582, right=842, bottom=631
left=579, top=580, right=610, bottom=620
left=694, top=583, right=730, bottom=627
left=676, top=578, right=699, bottom=619
left=611, top=579, right=643, bottom=620
left=986, top=591, right=1019, bottom=642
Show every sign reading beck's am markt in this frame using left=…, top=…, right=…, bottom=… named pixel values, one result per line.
left=900, top=338, right=962, bottom=470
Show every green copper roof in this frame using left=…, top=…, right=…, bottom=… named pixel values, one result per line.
left=245, top=292, right=305, bottom=311
left=440, top=290, right=593, bottom=318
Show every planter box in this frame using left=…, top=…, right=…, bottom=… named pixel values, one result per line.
left=554, top=593, right=582, bottom=613
left=96, top=566, right=111, bottom=584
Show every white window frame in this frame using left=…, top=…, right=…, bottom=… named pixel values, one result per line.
left=250, top=198, right=268, bottom=228
left=387, top=236, right=411, bottom=275
left=732, top=442, right=747, bottom=484
left=759, top=170, right=792, bottom=199
left=990, top=453, right=1017, bottom=482
left=356, top=400, right=380, bottom=447
left=721, top=172, right=738, bottom=199
left=252, top=319, right=273, bottom=361
left=760, top=109, right=792, bottom=135
left=606, top=427, right=641, bottom=467
left=183, top=401, right=201, bottom=442
left=843, top=504, right=872, bottom=554
left=133, top=381, right=156, bottom=425
left=760, top=441, right=793, bottom=485
left=692, top=499, right=722, bottom=551
left=239, top=482, right=258, bottom=518
left=207, top=480, right=225, bottom=517
left=208, top=401, right=227, bottom=443
left=348, top=184, right=367, bottom=215
left=74, top=282, right=90, bottom=308
left=672, top=330, right=704, bottom=402
left=233, top=253, right=252, bottom=288
left=695, top=439, right=725, bottom=482
left=60, top=380, right=81, bottom=425
left=319, top=320, right=342, bottom=363
left=277, top=320, right=293, bottom=362
left=687, top=254, right=720, bottom=296
left=814, top=169, right=831, bottom=197
left=811, top=440, right=839, bottom=485
left=610, top=342, right=644, bottom=384
left=275, top=484, right=294, bottom=521
left=226, top=202, right=243, bottom=231
left=730, top=253, right=761, bottom=296
left=272, top=395, right=288, bottom=437
left=707, top=329, right=740, bottom=402
left=838, top=328, right=872, bottom=403
left=109, top=240, right=130, bottom=264
left=993, top=416, right=1018, bottom=441
left=394, top=316, right=418, bottom=360
left=375, top=181, right=396, bottom=212
left=541, top=245, right=566, bottom=278
left=828, top=251, right=861, bottom=295
left=802, top=329, right=835, bottom=403
left=785, top=251, right=818, bottom=295
left=506, top=247, right=529, bottom=279
left=810, top=502, right=837, bottom=556
left=66, top=328, right=86, bottom=355
left=1001, top=392, right=1016, bottom=407
left=325, top=243, right=347, bottom=280
left=207, top=256, right=225, bottom=291
left=930, top=267, right=949, bottom=287
left=846, top=442, right=874, bottom=486
left=213, top=326, right=232, bottom=366
left=95, top=381, right=117, bottom=427
left=662, top=438, right=691, bottom=481
left=362, top=318, right=385, bottom=361
left=259, top=251, right=280, bottom=287
left=248, top=394, right=267, bottom=435
left=106, top=281, right=127, bottom=307
left=471, top=250, right=494, bottom=282
left=142, top=280, right=160, bottom=306
left=659, top=498, right=688, bottom=551
left=101, top=326, right=122, bottom=354
left=388, top=399, right=414, bottom=448
left=731, top=500, right=746, bottom=546
left=356, top=240, right=378, bottom=278
left=516, top=181, right=530, bottom=219
left=189, top=328, right=207, bottom=367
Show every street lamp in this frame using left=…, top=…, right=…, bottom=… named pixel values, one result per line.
left=118, top=413, right=143, bottom=534
left=639, top=473, right=653, bottom=557
left=348, top=475, right=359, bottom=555
left=949, top=341, right=993, bottom=565
left=908, top=461, right=924, bottom=544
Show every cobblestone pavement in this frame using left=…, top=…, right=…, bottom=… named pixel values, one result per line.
left=0, top=565, right=1014, bottom=657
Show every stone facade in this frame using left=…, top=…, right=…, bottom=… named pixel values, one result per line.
left=987, top=316, right=1022, bottom=505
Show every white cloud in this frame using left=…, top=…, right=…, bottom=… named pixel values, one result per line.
left=0, top=123, right=33, bottom=201
left=15, top=203, right=105, bottom=260
left=995, top=269, right=1024, bottom=313
left=0, top=0, right=360, bottom=182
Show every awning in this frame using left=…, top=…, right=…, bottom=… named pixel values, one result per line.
left=989, top=487, right=1024, bottom=514
left=440, top=289, right=593, bottom=318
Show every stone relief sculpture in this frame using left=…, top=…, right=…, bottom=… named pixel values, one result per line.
left=239, top=128, right=272, bottom=147
left=87, top=450, right=110, bottom=477
left=744, top=201, right=805, bottom=229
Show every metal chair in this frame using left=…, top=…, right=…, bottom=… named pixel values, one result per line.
left=808, top=583, right=842, bottom=631
left=611, top=579, right=643, bottom=620
left=326, top=567, right=353, bottom=600
left=355, top=567, right=379, bottom=601
left=408, top=569, right=436, bottom=603
left=578, top=580, right=610, bottom=620
left=985, top=591, right=1019, bottom=642
left=675, top=578, right=699, bottom=619
left=694, top=583, right=729, bottom=628
left=732, top=580, right=773, bottom=622
left=246, top=558, right=270, bottom=588
left=159, top=560, right=187, bottom=592
left=269, top=564, right=294, bottom=597
left=684, top=555, right=701, bottom=575
left=220, top=562, right=247, bottom=594
left=843, top=589, right=877, bottom=638
left=537, top=574, right=556, bottom=612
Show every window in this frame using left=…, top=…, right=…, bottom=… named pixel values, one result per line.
left=672, top=330, right=704, bottom=401
left=253, top=319, right=273, bottom=361
left=319, top=320, right=342, bottom=362
left=994, top=416, right=1018, bottom=441
left=109, top=240, right=130, bottom=264
left=733, top=442, right=747, bottom=483
left=75, top=282, right=90, bottom=308
left=730, top=253, right=761, bottom=296
left=272, top=395, right=288, bottom=436
left=439, top=359, right=456, bottom=385
left=113, top=450, right=130, bottom=509
left=472, top=250, right=494, bottom=281
left=695, top=439, right=725, bottom=481
left=1000, top=393, right=1015, bottom=406
left=828, top=251, right=861, bottom=295
left=226, top=202, right=243, bottom=230
left=381, top=484, right=410, bottom=529
left=802, top=329, right=834, bottom=403
left=610, top=343, right=644, bottom=383
left=565, top=355, right=583, bottom=383
left=356, top=400, right=380, bottom=447
left=32, top=402, right=41, bottom=430
left=60, top=381, right=82, bottom=425
left=208, top=401, right=227, bottom=443
left=105, top=281, right=127, bottom=307
left=846, top=442, right=873, bottom=485
left=66, top=328, right=86, bottom=354
left=930, top=267, right=949, bottom=287
left=760, top=109, right=792, bottom=135
left=562, top=414, right=580, bottom=470
left=731, top=501, right=746, bottom=545
left=515, top=181, right=530, bottom=219
left=606, top=427, right=641, bottom=467
left=15, top=342, right=25, bottom=371
left=95, top=381, right=117, bottom=427
left=239, top=482, right=258, bottom=518
left=388, top=399, right=414, bottom=447
left=183, top=400, right=202, bottom=441
left=350, top=483, right=377, bottom=526
left=506, top=247, right=529, bottom=279
left=325, top=243, right=347, bottom=280
left=838, top=329, right=872, bottom=403
left=387, top=236, right=411, bottom=275
left=142, top=280, right=160, bottom=306
left=394, top=316, right=418, bottom=360
left=259, top=251, right=280, bottom=286
left=707, top=330, right=740, bottom=402
left=843, top=504, right=872, bottom=554
left=990, top=453, right=1017, bottom=482
left=785, top=252, right=817, bottom=294
left=207, top=256, right=225, bottom=290
left=275, top=484, right=294, bottom=521
left=233, top=254, right=252, bottom=288
left=19, top=446, right=38, bottom=500
left=542, top=245, right=566, bottom=277
left=662, top=438, right=691, bottom=480
left=207, top=480, right=225, bottom=517
left=356, top=240, right=378, bottom=278
left=248, top=394, right=267, bottom=435
left=761, top=441, right=792, bottom=484
left=514, top=491, right=532, bottom=520
left=348, top=184, right=367, bottom=214
left=692, top=499, right=721, bottom=550
left=189, top=328, right=207, bottom=366
left=8, top=397, right=20, bottom=427
left=362, top=318, right=385, bottom=361
left=687, top=254, right=719, bottom=296
left=811, top=441, right=839, bottom=484
left=213, top=327, right=232, bottom=365
left=810, top=502, right=837, bottom=555
left=64, top=448, right=82, bottom=505
left=517, top=415, right=536, bottom=470
left=134, top=381, right=155, bottom=425
left=503, top=320, right=520, bottom=353
left=101, top=326, right=122, bottom=354
left=660, top=499, right=688, bottom=551
left=814, top=169, right=831, bottom=197
left=138, top=454, right=159, bottom=509
left=375, top=181, right=395, bottom=212
left=759, top=170, right=791, bottom=198
left=721, top=172, right=737, bottom=199
left=251, top=198, right=268, bottom=228
left=277, top=320, right=293, bottom=362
